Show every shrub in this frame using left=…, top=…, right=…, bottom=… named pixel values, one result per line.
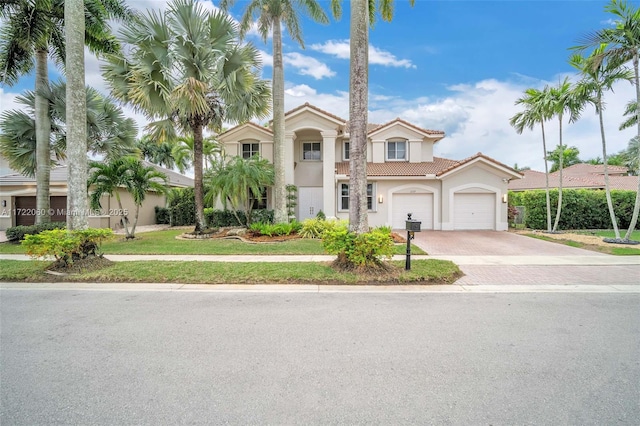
left=323, top=225, right=394, bottom=270
left=168, top=188, right=195, bottom=226
left=22, top=228, right=113, bottom=267
left=5, top=222, right=67, bottom=242
left=155, top=206, right=170, bottom=224
left=509, top=189, right=640, bottom=230
left=316, top=210, right=326, bottom=220
left=205, top=208, right=274, bottom=228
left=249, top=221, right=302, bottom=237
left=299, top=218, right=348, bottom=239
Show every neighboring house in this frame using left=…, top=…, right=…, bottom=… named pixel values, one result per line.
left=0, top=161, right=193, bottom=231
left=509, top=164, right=639, bottom=192
left=218, top=103, right=522, bottom=231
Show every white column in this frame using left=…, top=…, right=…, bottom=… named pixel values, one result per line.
left=321, top=130, right=337, bottom=217
left=284, top=131, right=296, bottom=185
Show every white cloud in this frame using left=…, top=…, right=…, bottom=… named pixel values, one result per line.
left=283, top=52, right=335, bottom=80
left=310, top=39, right=415, bottom=68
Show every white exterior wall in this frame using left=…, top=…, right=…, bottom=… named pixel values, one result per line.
left=440, top=164, right=509, bottom=231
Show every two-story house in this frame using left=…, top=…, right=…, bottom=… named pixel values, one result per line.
left=218, top=103, right=522, bottom=230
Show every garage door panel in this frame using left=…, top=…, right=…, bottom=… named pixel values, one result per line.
left=392, top=193, right=433, bottom=230
left=453, top=193, right=495, bottom=230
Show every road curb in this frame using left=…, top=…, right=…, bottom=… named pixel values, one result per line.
left=1, top=282, right=639, bottom=293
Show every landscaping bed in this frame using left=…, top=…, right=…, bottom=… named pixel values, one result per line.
left=515, top=229, right=640, bottom=255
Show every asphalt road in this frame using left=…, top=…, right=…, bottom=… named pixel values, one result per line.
left=1, top=290, right=639, bottom=425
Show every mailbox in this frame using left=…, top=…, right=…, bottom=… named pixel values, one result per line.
left=405, top=213, right=422, bottom=232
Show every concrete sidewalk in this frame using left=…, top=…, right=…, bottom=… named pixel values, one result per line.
left=2, top=253, right=640, bottom=265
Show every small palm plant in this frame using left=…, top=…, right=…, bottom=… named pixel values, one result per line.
left=88, top=157, right=168, bottom=239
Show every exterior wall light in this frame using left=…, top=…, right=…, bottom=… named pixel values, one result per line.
left=378, top=195, right=384, bottom=204
left=502, top=194, right=508, bottom=203
left=1, top=200, right=5, bottom=207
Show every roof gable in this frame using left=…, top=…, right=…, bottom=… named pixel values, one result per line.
left=437, top=152, right=522, bottom=179
left=367, top=118, right=444, bottom=140
left=217, top=122, right=273, bottom=142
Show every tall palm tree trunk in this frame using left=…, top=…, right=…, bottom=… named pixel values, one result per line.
left=193, top=124, right=206, bottom=233
left=624, top=53, right=640, bottom=241
left=349, top=0, right=369, bottom=234
left=272, top=20, right=287, bottom=224
left=541, top=121, right=552, bottom=232
left=114, top=191, right=131, bottom=238
left=65, top=0, right=88, bottom=230
left=552, top=115, right=564, bottom=232
left=35, top=49, right=51, bottom=224
left=598, top=92, right=621, bottom=240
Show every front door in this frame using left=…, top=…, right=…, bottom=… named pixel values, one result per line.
left=298, top=187, right=323, bottom=221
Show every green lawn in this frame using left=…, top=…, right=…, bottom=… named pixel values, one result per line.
left=0, top=259, right=461, bottom=285
left=524, top=233, right=640, bottom=256
left=0, top=229, right=426, bottom=255
left=580, top=230, right=640, bottom=240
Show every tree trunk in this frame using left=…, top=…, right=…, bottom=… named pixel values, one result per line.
left=65, top=0, right=88, bottom=230
left=193, top=124, right=206, bottom=233
left=598, top=92, right=621, bottom=240
left=552, top=114, right=564, bottom=232
left=348, top=0, right=369, bottom=234
left=541, top=120, right=552, bottom=232
left=624, top=53, right=640, bottom=241
left=115, top=191, right=131, bottom=238
left=131, top=204, right=139, bottom=238
left=272, top=20, right=287, bottom=224
left=34, top=49, right=51, bottom=225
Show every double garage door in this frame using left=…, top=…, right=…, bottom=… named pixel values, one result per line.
left=392, top=193, right=433, bottom=230
left=453, top=193, right=495, bottom=230
left=14, top=196, right=67, bottom=226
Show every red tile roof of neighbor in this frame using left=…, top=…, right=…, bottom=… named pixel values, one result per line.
left=509, top=165, right=639, bottom=191
left=335, top=153, right=519, bottom=177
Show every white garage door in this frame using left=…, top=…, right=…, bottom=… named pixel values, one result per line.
left=392, top=193, right=433, bottom=230
left=453, top=193, right=495, bottom=230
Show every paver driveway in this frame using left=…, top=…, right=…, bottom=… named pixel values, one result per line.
left=412, top=230, right=605, bottom=256
left=411, top=231, right=639, bottom=286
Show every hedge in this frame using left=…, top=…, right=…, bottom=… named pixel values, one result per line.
left=204, top=208, right=274, bottom=228
left=5, top=221, right=67, bottom=241
left=168, top=188, right=196, bottom=226
left=155, top=206, right=170, bottom=224
left=509, top=189, right=639, bottom=230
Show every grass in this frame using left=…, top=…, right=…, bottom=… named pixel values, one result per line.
left=524, top=233, right=640, bottom=256
left=0, top=259, right=461, bottom=285
left=576, top=229, right=640, bottom=240
left=0, top=228, right=426, bottom=255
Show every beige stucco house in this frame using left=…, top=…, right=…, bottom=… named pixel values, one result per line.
left=0, top=161, right=193, bottom=231
left=218, top=103, right=522, bottom=231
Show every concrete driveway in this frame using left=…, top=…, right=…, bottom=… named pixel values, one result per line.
left=411, top=231, right=639, bottom=286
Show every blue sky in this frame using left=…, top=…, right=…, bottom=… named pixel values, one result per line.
left=0, top=0, right=636, bottom=174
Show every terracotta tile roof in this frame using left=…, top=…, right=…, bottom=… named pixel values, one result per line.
left=335, top=157, right=459, bottom=177
left=217, top=121, right=272, bottom=138
left=368, top=118, right=445, bottom=136
left=284, top=102, right=346, bottom=123
left=561, top=163, right=629, bottom=176
left=437, top=152, right=521, bottom=176
left=508, top=169, right=639, bottom=191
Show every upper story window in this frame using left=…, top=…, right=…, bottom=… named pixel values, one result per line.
left=343, top=141, right=350, bottom=160
left=242, top=142, right=260, bottom=159
left=302, top=142, right=321, bottom=161
left=250, top=187, right=268, bottom=210
left=339, top=183, right=374, bottom=211
left=387, top=141, right=406, bottom=161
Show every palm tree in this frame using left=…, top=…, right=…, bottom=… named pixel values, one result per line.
left=172, top=135, right=223, bottom=174
left=571, top=48, right=633, bottom=240
left=620, top=99, right=639, bottom=130
left=0, top=81, right=137, bottom=177
left=548, top=78, right=583, bottom=232
left=137, top=136, right=187, bottom=172
left=573, top=0, right=640, bottom=240
left=102, top=0, right=271, bottom=233
left=88, top=157, right=168, bottom=239
left=330, top=0, right=415, bottom=233
left=205, top=155, right=275, bottom=226
left=0, top=0, right=134, bottom=224
left=509, top=87, right=554, bottom=232
left=220, top=0, right=329, bottom=225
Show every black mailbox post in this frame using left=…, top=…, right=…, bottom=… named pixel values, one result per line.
left=405, top=213, right=422, bottom=270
